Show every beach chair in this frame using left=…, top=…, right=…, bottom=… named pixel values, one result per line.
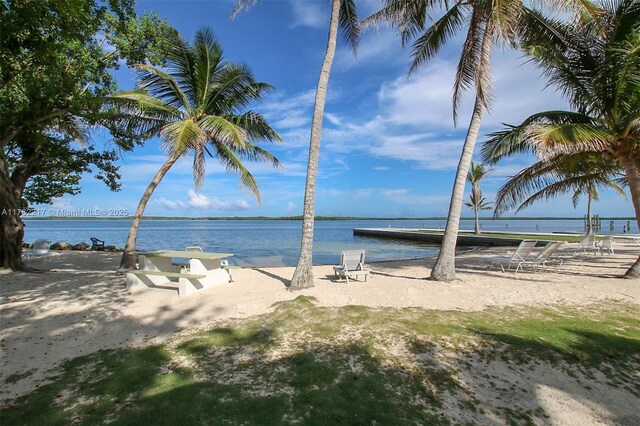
left=521, top=241, right=565, bottom=272
left=489, top=240, right=537, bottom=273
left=597, top=236, right=614, bottom=255
left=574, top=233, right=597, bottom=254
left=333, top=249, right=370, bottom=284
left=90, top=237, right=105, bottom=250
left=22, top=239, right=52, bottom=264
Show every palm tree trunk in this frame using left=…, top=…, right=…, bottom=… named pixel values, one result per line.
left=620, top=157, right=640, bottom=279
left=119, top=153, right=181, bottom=270
left=586, top=192, right=593, bottom=234
left=289, top=0, right=341, bottom=289
left=474, top=207, right=480, bottom=235
left=430, top=26, right=493, bottom=282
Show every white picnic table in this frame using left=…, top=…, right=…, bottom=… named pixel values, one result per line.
left=126, top=250, right=234, bottom=297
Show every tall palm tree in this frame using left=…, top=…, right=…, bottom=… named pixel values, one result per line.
left=481, top=0, right=640, bottom=277
left=365, top=0, right=599, bottom=281
left=232, top=0, right=359, bottom=289
left=465, top=161, right=491, bottom=234
left=112, top=28, right=282, bottom=269
left=487, top=153, right=626, bottom=234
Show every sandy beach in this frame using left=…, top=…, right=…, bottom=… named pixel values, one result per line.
left=1, top=242, right=639, bottom=423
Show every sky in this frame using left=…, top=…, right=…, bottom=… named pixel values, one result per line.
left=42, top=0, right=635, bottom=218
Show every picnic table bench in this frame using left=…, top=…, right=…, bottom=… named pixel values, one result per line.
left=125, top=250, right=233, bottom=297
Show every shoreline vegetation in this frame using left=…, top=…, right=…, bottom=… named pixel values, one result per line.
left=21, top=215, right=638, bottom=221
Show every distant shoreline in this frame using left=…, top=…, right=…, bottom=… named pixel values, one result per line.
left=21, top=216, right=637, bottom=221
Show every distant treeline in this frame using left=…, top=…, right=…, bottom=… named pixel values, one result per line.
left=22, top=216, right=637, bottom=221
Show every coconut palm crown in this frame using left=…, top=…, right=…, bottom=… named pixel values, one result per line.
left=112, top=28, right=282, bottom=269
left=482, top=0, right=640, bottom=276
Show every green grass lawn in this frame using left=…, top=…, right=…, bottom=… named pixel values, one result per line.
left=2, top=297, right=639, bottom=425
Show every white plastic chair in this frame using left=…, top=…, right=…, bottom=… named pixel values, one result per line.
left=574, top=234, right=597, bottom=254
left=597, top=236, right=614, bottom=255
left=22, top=239, right=52, bottom=264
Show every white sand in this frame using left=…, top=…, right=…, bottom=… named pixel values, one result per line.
left=1, top=243, right=639, bottom=420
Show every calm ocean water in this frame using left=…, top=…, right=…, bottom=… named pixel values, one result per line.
left=22, top=218, right=634, bottom=267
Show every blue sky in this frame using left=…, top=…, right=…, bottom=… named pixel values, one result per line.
left=45, top=0, right=634, bottom=218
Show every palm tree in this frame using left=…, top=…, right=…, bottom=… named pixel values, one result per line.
left=364, top=0, right=599, bottom=281
left=465, top=161, right=491, bottom=234
left=112, top=28, right=282, bottom=269
left=481, top=0, right=640, bottom=277
left=487, top=153, right=626, bottom=234
left=232, top=0, right=359, bottom=289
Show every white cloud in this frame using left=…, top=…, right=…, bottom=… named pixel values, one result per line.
left=373, top=166, right=389, bottom=171
left=287, top=201, right=296, bottom=211
left=50, top=197, right=74, bottom=209
left=154, top=190, right=250, bottom=212
left=289, top=1, right=327, bottom=29
left=154, top=198, right=186, bottom=210
left=324, top=112, right=342, bottom=126
left=186, top=190, right=250, bottom=211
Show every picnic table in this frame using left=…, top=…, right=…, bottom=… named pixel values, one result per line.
left=126, top=250, right=234, bottom=297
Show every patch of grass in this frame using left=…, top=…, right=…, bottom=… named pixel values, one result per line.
left=2, top=298, right=639, bottom=424
left=3, top=369, right=37, bottom=384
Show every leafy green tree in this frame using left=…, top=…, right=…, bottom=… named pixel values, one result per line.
left=0, top=0, right=174, bottom=270
left=464, top=161, right=491, bottom=234
left=110, top=28, right=282, bottom=269
left=482, top=0, right=640, bottom=278
left=232, top=0, right=359, bottom=289
left=364, top=0, right=599, bottom=281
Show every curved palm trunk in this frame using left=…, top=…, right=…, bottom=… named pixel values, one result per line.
left=119, top=153, right=181, bottom=270
left=289, top=0, right=341, bottom=289
left=586, top=191, right=593, bottom=234
left=430, top=27, right=493, bottom=282
left=620, top=157, right=640, bottom=279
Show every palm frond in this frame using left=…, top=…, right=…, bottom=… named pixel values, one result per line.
left=340, top=0, right=360, bottom=55
left=452, top=7, right=483, bottom=125
left=133, top=64, right=191, bottom=111
left=211, top=141, right=261, bottom=204
left=193, top=144, right=206, bottom=189
left=159, top=119, right=205, bottom=156
left=481, top=110, right=600, bottom=163
left=193, top=28, right=223, bottom=108
left=199, top=115, right=248, bottom=148
left=231, top=0, right=259, bottom=19
left=409, top=1, right=467, bottom=74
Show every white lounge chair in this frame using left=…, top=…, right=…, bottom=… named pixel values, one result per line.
left=333, top=249, right=370, bottom=284
left=574, top=233, right=597, bottom=254
left=489, top=240, right=538, bottom=273
left=597, top=236, right=614, bottom=255
left=521, top=241, right=565, bottom=272
left=22, top=239, right=52, bottom=264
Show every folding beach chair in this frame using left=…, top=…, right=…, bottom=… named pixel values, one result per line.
left=22, top=239, right=52, bottom=264
left=489, top=240, right=538, bottom=273
left=333, top=249, right=370, bottom=284
left=521, top=241, right=565, bottom=272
